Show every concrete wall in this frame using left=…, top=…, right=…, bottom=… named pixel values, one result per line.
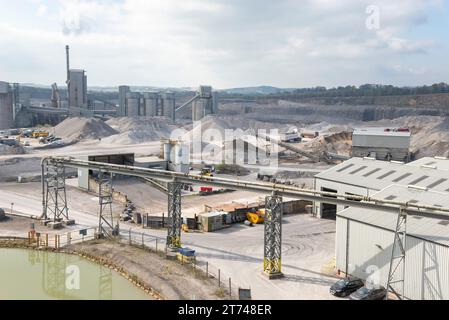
left=283, top=200, right=311, bottom=214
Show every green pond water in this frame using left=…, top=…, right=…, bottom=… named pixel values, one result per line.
left=0, top=248, right=151, bottom=300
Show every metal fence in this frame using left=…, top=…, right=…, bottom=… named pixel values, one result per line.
left=25, top=227, right=246, bottom=299
left=59, top=227, right=97, bottom=247
left=28, top=227, right=97, bottom=249
left=118, top=228, right=243, bottom=299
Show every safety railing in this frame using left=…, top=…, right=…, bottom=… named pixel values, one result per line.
left=27, top=227, right=97, bottom=249
left=118, top=228, right=244, bottom=299
left=21, top=226, right=246, bottom=299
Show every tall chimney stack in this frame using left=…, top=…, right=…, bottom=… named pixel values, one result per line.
left=65, top=45, right=70, bottom=84
left=66, top=45, right=70, bottom=107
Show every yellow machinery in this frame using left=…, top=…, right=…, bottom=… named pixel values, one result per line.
left=176, top=247, right=196, bottom=263
left=176, top=253, right=195, bottom=263
left=32, top=131, right=49, bottom=138
left=200, top=168, right=213, bottom=177
left=246, top=209, right=265, bottom=224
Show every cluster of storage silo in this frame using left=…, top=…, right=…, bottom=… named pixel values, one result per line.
left=161, top=138, right=190, bottom=173
left=117, top=86, right=176, bottom=121
left=160, top=92, right=175, bottom=120
left=0, top=81, right=15, bottom=130
left=126, top=92, right=141, bottom=117
left=68, top=70, right=88, bottom=109
left=142, top=92, right=159, bottom=117
left=192, top=86, right=219, bottom=121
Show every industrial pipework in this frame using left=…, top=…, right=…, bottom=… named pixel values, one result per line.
left=41, top=156, right=449, bottom=220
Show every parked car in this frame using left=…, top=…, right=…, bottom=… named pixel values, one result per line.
left=330, top=277, right=364, bottom=297
left=349, top=286, right=387, bottom=300
left=21, top=129, right=34, bottom=138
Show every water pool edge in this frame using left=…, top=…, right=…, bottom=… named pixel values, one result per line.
left=0, top=239, right=163, bottom=300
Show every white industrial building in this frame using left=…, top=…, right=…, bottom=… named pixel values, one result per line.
left=336, top=185, right=449, bottom=300
left=407, top=156, right=449, bottom=171
left=352, top=127, right=411, bottom=162
left=314, top=156, right=449, bottom=219
left=314, top=156, right=449, bottom=299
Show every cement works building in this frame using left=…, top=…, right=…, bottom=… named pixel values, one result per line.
left=351, top=127, right=412, bottom=162
left=314, top=156, right=449, bottom=299
left=314, top=156, right=449, bottom=219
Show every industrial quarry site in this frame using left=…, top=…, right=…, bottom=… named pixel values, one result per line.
left=2, top=1, right=449, bottom=308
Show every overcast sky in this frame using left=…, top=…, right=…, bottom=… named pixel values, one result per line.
left=0, top=0, right=448, bottom=88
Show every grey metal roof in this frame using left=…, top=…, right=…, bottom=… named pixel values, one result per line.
left=353, top=127, right=411, bottom=137
left=315, top=157, right=449, bottom=192
left=338, top=185, right=449, bottom=247
left=407, top=156, right=449, bottom=171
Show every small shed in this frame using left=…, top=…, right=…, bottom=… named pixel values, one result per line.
left=199, top=211, right=224, bottom=232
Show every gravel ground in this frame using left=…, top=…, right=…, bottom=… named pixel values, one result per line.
left=0, top=215, right=58, bottom=237
left=69, top=240, right=227, bottom=300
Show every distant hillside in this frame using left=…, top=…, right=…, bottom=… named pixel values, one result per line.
left=89, top=86, right=194, bottom=93
left=221, top=86, right=295, bottom=95
left=275, top=93, right=449, bottom=109
left=20, top=83, right=194, bottom=93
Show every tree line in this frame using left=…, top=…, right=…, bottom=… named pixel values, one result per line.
left=288, top=82, right=449, bottom=98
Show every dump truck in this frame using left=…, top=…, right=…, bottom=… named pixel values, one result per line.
left=246, top=209, right=265, bottom=224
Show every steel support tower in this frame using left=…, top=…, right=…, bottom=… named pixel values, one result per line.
left=263, top=192, right=283, bottom=279
left=386, top=207, right=407, bottom=300
left=43, top=163, right=69, bottom=222
left=166, top=181, right=182, bottom=250
left=98, top=171, right=115, bottom=239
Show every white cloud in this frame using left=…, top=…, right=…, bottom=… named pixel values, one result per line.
left=37, top=4, right=47, bottom=16
left=0, top=0, right=446, bottom=88
left=391, top=64, right=428, bottom=75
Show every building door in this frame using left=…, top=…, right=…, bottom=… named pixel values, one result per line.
left=321, top=187, right=337, bottom=220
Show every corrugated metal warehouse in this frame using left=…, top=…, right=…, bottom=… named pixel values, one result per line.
left=336, top=185, right=449, bottom=300
left=352, top=128, right=411, bottom=162
left=314, top=156, right=449, bottom=219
